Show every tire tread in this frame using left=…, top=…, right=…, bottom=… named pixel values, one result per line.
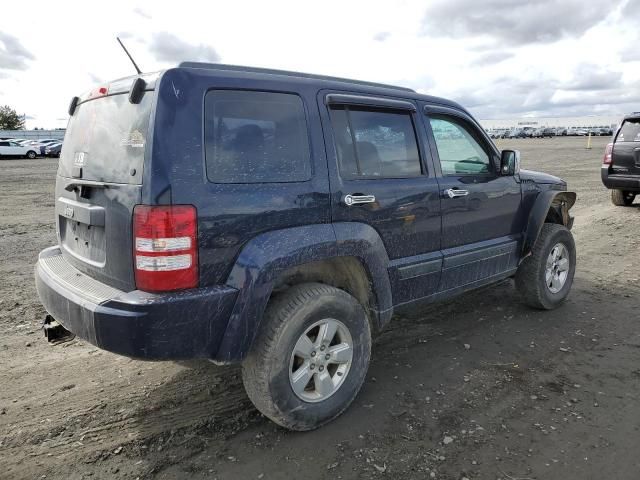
left=611, top=189, right=635, bottom=206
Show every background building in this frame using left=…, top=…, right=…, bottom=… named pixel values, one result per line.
left=479, top=115, right=621, bottom=131
left=0, top=129, right=65, bottom=141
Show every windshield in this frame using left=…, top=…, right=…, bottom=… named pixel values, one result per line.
left=58, top=92, right=153, bottom=184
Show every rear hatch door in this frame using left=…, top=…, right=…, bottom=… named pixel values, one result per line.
left=56, top=87, right=154, bottom=291
left=612, top=118, right=640, bottom=175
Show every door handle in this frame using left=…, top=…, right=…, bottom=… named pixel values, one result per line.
left=344, top=194, right=376, bottom=206
left=444, top=188, right=469, bottom=198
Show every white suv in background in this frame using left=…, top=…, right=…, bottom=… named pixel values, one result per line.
left=0, top=140, right=39, bottom=159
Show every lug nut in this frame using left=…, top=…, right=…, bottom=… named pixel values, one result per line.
left=310, top=364, right=315, bottom=370
left=320, top=345, right=326, bottom=351
left=325, top=354, right=330, bottom=360
left=319, top=365, right=324, bottom=372
left=311, top=351, right=316, bottom=357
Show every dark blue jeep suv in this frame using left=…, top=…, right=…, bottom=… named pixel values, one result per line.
left=35, top=63, right=576, bottom=430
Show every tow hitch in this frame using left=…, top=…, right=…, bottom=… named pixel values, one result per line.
left=42, top=315, right=75, bottom=345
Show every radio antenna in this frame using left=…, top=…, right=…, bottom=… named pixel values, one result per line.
left=117, top=37, right=142, bottom=75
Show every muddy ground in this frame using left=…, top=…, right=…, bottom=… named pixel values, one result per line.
left=1, top=136, right=639, bottom=479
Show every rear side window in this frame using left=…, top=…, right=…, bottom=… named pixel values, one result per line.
left=617, top=120, right=640, bottom=142
left=329, top=106, right=422, bottom=178
left=204, top=91, right=311, bottom=184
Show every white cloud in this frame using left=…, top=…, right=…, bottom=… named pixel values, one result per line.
left=0, top=0, right=638, bottom=128
left=0, top=32, right=35, bottom=71
left=147, top=32, right=221, bottom=64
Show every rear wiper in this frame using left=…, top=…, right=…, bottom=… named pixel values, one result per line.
left=64, top=179, right=109, bottom=192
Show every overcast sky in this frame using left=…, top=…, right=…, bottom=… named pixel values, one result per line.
left=0, top=0, right=638, bottom=129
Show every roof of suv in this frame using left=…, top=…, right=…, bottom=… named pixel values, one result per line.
left=177, top=62, right=465, bottom=112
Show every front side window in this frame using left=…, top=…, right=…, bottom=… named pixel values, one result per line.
left=204, top=91, right=311, bottom=184
left=329, top=106, right=422, bottom=178
left=429, top=116, right=491, bottom=175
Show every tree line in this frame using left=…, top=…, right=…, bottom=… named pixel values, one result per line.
left=0, top=106, right=25, bottom=130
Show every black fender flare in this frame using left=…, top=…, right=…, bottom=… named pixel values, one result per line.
left=214, top=222, right=392, bottom=363
left=522, top=190, right=576, bottom=258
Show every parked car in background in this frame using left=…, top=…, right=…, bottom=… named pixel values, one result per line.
left=598, top=127, right=613, bottom=136
left=44, top=143, right=63, bottom=158
left=568, top=128, right=588, bottom=136
left=556, top=127, right=568, bottom=136
left=26, top=139, right=56, bottom=147
left=508, top=128, right=528, bottom=138
left=0, top=140, right=39, bottom=159
left=531, top=127, right=545, bottom=138
left=601, top=113, right=640, bottom=206
left=29, top=139, right=62, bottom=155
left=532, top=128, right=555, bottom=138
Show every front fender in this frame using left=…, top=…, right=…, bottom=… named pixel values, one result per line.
left=522, top=190, right=576, bottom=258
left=214, top=223, right=392, bottom=363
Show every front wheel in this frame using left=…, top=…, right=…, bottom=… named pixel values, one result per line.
left=515, top=223, right=576, bottom=310
left=242, top=283, right=371, bottom=431
left=611, top=189, right=636, bottom=206
left=26, top=150, right=37, bottom=159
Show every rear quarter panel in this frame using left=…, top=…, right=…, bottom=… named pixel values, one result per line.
left=150, top=68, right=331, bottom=287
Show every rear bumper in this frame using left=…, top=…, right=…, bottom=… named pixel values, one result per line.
left=35, top=246, right=238, bottom=360
left=601, top=167, right=640, bottom=192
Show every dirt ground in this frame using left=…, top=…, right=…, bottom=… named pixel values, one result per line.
left=1, top=136, right=639, bottom=480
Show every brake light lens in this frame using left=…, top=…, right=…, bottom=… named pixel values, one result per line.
left=133, top=205, right=198, bottom=292
left=89, top=86, right=109, bottom=98
left=603, top=142, right=613, bottom=165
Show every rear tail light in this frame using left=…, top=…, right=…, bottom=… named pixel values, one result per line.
left=603, top=142, right=613, bottom=165
left=133, top=205, right=198, bottom=292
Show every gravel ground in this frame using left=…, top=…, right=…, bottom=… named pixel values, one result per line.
left=1, top=136, right=639, bottom=480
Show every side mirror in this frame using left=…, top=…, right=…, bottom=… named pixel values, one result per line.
left=500, top=149, right=521, bottom=176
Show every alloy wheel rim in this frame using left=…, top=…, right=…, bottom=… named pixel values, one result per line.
left=545, top=242, right=570, bottom=294
left=289, top=318, right=353, bottom=403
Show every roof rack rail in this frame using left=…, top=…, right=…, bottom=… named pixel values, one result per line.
left=178, top=62, right=415, bottom=93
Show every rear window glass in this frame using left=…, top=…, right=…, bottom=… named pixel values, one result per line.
left=204, top=91, right=311, bottom=184
left=617, top=120, right=640, bottom=142
left=59, top=93, right=152, bottom=184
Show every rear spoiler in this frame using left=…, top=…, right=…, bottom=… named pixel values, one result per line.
left=69, top=71, right=160, bottom=115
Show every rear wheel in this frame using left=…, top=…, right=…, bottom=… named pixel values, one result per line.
left=515, top=223, right=576, bottom=310
left=26, top=150, right=36, bottom=159
left=242, top=283, right=371, bottom=431
left=611, top=189, right=635, bottom=206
